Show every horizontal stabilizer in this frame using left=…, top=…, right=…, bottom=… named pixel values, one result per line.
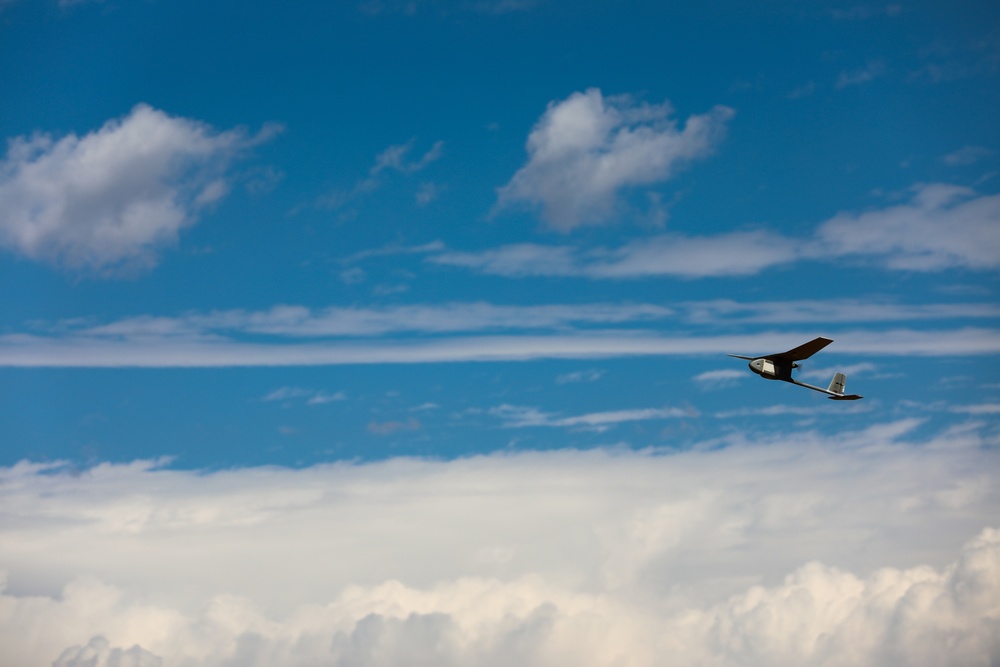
left=826, top=372, right=862, bottom=400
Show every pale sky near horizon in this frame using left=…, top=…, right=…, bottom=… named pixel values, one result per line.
left=1, top=1, right=998, bottom=665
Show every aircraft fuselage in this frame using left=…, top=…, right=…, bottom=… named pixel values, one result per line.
left=747, top=357, right=797, bottom=381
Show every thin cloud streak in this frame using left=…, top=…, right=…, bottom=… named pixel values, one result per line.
left=489, top=403, right=693, bottom=429
left=432, top=184, right=1000, bottom=278
left=2, top=328, right=998, bottom=367
left=20, top=298, right=997, bottom=349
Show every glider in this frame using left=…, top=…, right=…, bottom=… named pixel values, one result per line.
left=727, top=336, right=863, bottom=400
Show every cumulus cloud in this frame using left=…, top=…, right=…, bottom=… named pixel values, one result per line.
left=0, top=421, right=998, bottom=665
left=0, top=105, right=276, bottom=274
left=496, top=89, right=734, bottom=231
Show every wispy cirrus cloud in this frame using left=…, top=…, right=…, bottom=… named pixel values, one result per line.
left=312, top=139, right=443, bottom=211
left=944, top=145, right=995, bottom=166
left=489, top=403, right=694, bottom=430
left=0, top=105, right=278, bottom=274
left=555, top=369, right=605, bottom=384
left=433, top=184, right=1000, bottom=277
left=815, top=183, right=1000, bottom=270
left=431, top=230, right=800, bottom=278
left=495, top=88, right=734, bottom=231
left=836, top=59, right=887, bottom=88
left=359, top=0, right=540, bottom=16
left=680, top=298, right=1000, bottom=325
left=692, top=368, right=746, bottom=390
left=827, top=4, right=902, bottom=20
left=1, top=421, right=997, bottom=666
left=262, top=386, right=346, bottom=406
left=4, top=328, right=998, bottom=367
left=72, top=302, right=672, bottom=339
left=950, top=403, right=1000, bottom=415
left=1, top=298, right=998, bottom=367
left=714, top=402, right=874, bottom=418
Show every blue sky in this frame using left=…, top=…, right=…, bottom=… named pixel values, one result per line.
left=1, top=1, right=999, bottom=665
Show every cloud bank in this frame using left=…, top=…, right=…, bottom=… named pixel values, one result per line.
left=0, top=105, right=275, bottom=273
left=1, top=420, right=998, bottom=665
left=496, top=89, right=734, bottom=230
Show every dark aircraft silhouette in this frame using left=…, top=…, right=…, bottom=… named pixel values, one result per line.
left=727, top=336, right=863, bottom=400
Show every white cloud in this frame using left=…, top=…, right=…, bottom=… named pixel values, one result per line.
left=815, top=184, right=1000, bottom=271
left=415, top=181, right=442, bottom=205
left=2, top=327, right=998, bottom=367
left=262, top=386, right=346, bottom=406
left=371, top=139, right=443, bottom=176
left=307, top=390, right=347, bottom=405
left=0, top=105, right=275, bottom=274
left=827, top=4, right=903, bottom=20
left=555, top=369, right=604, bottom=384
left=950, top=403, right=1000, bottom=415
left=359, top=0, right=540, bottom=16
left=496, top=89, right=734, bottom=231
left=944, top=145, right=994, bottom=166
left=314, top=139, right=443, bottom=211
left=836, top=60, right=887, bottom=88
left=797, top=362, right=877, bottom=381
left=0, top=421, right=998, bottom=665
left=262, top=386, right=314, bottom=402
left=436, top=183, right=1000, bottom=277
left=22, top=297, right=992, bottom=356
left=431, top=231, right=800, bottom=278
left=681, top=298, right=1000, bottom=324
left=489, top=403, right=693, bottom=430
left=714, top=402, right=873, bottom=418
left=692, top=368, right=746, bottom=389
left=0, top=297, right=996, bottom=369
left=67, top=302, right=675, bottom=338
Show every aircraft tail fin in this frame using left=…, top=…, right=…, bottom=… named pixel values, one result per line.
left=826, top=372, right=863, bottom=400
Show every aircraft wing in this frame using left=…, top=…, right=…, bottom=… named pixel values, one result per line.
left=769, top=336, right=833, bottom=362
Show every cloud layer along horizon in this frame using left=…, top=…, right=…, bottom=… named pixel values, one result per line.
left=2, top=419, right=998, bottom=666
